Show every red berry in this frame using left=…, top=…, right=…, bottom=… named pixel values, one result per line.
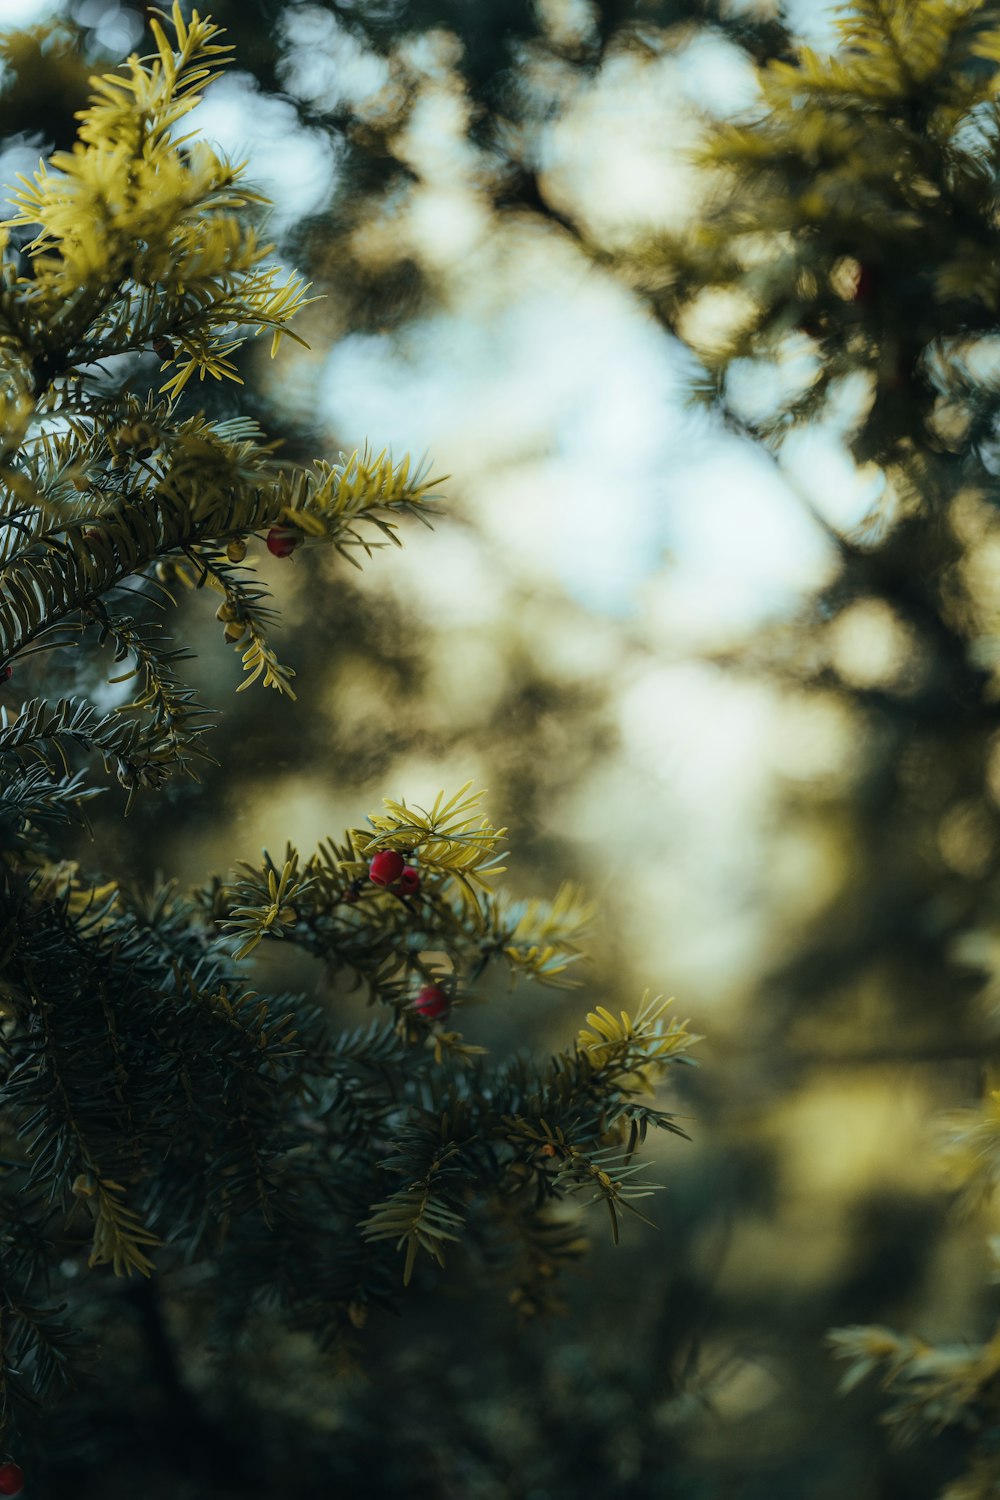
left=266, top=527, right=301, bottom=558
left=397, top=865, right=421, bottom=895
left=0, top=1463, right=24, bottom=1496
left=414, top=984, right=449, bottom=1021
left=0, top=666, right=11, bottom=682
left=368, top=849, right=405, bottom=887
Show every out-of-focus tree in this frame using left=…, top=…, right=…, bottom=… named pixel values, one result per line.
left=630, top=3, right=1000, bottom=1496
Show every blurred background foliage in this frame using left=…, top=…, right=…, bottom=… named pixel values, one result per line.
left=5, top=0, right=1000, bottom=1495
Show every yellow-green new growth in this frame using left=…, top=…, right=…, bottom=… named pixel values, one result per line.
left=272, top=447, right=445, bottom=566
left=501, top=881, right=596, bottom=988
left=226, top=852, right=307, bottom=960
left=357, top=782, right=507, bottom=896
left=4, top=2, right=314, bottom=393
left=577, top=992, right=698, bottom=1091
left=72, top=1173, right=162, bottom=1278
left=0, top=5, right=446, bottom=760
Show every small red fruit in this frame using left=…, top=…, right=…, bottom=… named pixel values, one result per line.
left=0, top=666, right=12, bottom=682
left=0, top=1462, right=25, bottom=1496
left=266, top=527, right=301, bottom=558
left=414, top=984, right=449, bottom=1021
left=368, top=849, right=405, bottom=887
left=397, top=865, right=421, bottom=895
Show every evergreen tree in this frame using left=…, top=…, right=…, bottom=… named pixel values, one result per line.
left=0, top=9, right=697, bottom=1494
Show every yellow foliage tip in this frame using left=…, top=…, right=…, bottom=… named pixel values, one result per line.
left=576, top=994, right=697, bottom=1064
left=365, top=782, right=505, bottom=851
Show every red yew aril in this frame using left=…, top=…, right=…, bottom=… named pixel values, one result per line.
left=414, top=984, right=449, bottom=1021
left=266, top=527, right=301, bottom=558
left=369, top=850, right=405, bottom=886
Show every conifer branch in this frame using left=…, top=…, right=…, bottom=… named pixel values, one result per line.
left=0, top=6, right=698, bottom=1458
